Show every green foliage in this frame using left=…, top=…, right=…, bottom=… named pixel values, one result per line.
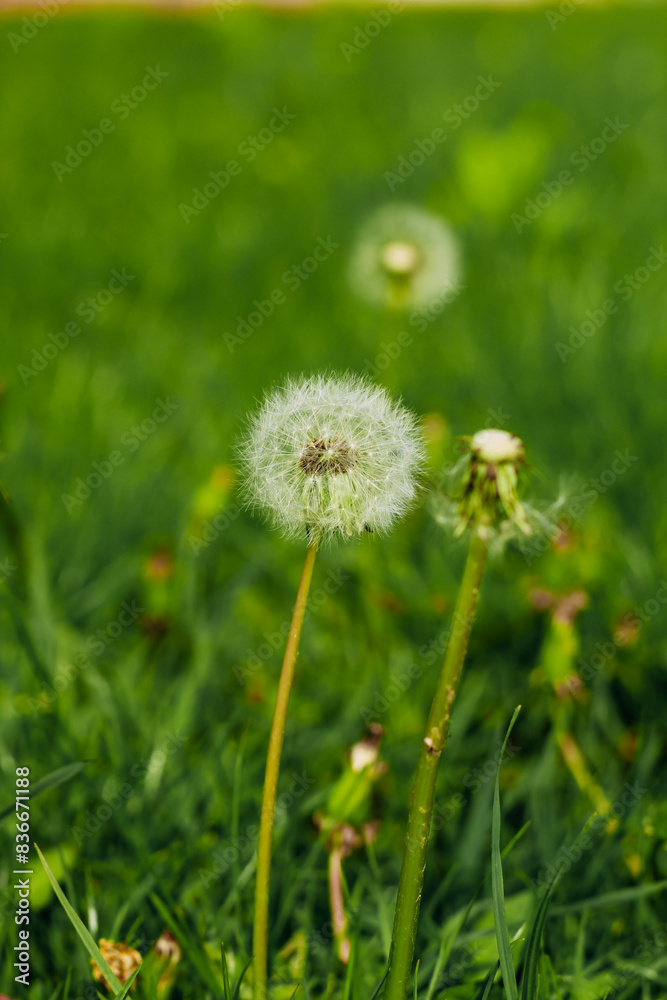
left=1, top=6, right=666, bottom=1000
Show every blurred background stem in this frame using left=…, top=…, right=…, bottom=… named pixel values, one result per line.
left=252, top=541, right=319, bottom=1000
left=384, top=532, right=488, bottom=1000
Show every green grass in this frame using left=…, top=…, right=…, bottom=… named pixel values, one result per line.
left=1, top=5, right=667, bottom=999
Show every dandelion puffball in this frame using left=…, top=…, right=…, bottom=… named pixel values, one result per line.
left=239, top=374, right=425, bottom=542
left=349, top=204, right=461, bottom=311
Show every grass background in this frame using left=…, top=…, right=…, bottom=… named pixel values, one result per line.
left=1, top=4, right=667, bottom=998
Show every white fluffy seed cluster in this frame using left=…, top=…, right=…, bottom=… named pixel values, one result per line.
left=239, top=374, right=426, bottom=542
left=349, top=203, right=461, bottom=310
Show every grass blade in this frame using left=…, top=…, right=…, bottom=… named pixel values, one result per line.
left=114, top=966, right=141, bottom=1000
left=0, top=762, right=87, bottom=821
left=425, top=896, right=476, bottom=1000
left=232, top=957, right=252, bottom=1000
left=550, top=879, right=667, bottom=916
left=501, top=821, right=532, bottom=862
left=519, top=865, right=562, bottom=1000
left=30, top=762, right=88, bottom=800
left=491, top=706, right=521, bottom=1000
left=369, top=968, right=389, bottom=1000
left=35, top=844, right=125, bottom=994
left=221, top=944, right=232, bottom=1000
left=477, top=962, right=500, bottom=1000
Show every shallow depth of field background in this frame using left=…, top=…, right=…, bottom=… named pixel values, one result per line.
left=1, top=6, right=667, bottom=998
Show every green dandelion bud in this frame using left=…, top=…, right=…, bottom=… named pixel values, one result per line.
left=455, top=428, right=531, bottom=538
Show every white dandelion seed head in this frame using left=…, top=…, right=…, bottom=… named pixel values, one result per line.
left=349, top=203, right=461, bottom=311
left=239, top=373, right=426, bottom=544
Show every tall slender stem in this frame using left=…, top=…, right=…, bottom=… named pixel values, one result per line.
left=253, top=541, right=319, bottom=1000
left=384, top=533, right=488, bottom=1000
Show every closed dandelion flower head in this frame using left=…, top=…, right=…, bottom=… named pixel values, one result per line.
left=431, top=428, right=545, bottom=551
left=349, top=203, right=461, bottom=311
left=240, top=373, right=425, bottom=543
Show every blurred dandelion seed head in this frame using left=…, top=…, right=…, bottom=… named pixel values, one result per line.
left=349, top=203, right=461, bottom=311
left=380, top=240, right=422, bottom=277
left=239, top=373, right=426, bottom=543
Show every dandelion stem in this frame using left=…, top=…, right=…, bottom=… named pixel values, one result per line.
left=253, top=540, right=319, bottom=1000
left=384, top=532, right=488, bottom=1000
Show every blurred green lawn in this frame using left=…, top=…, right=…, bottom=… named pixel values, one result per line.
left=1, top=5, right=667, bottom=998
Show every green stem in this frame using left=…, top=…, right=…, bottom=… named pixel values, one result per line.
left=253, top=541, right=319, bottom=1000
left=384, top=532, right=488, bottom=1000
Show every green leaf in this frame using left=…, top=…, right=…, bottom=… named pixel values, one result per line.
left=114, top=966, right=141, bottom=1000
left=477, top=961, right=500, bottom=1000
left=0, top=762, right=87, bottom=821
left=369, top=969, right=389, bottom=1000
left=550, top=879, right=667, bottom=916
left=232, top=957, right=252, bottom=1000
left=519, top=863, right=562, bottom=1000
left=501, top=821, right=532, bottom=862
left=221, top=944, right=232, bottom=1000
left=491, top=706, right=521, bottom=1000
left=35, top=844, right=125, bottom=994
left=425, top=899, right=474, bottom=1000
left=62, top=966, right=72, bottom=1000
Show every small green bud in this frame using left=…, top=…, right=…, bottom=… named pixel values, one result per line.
left=456, top=429, right=531, bottom=538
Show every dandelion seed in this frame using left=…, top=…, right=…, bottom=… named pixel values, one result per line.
left=349, top=203, right=461, bottom=311
left=239, top=373, right=425, bottom=543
